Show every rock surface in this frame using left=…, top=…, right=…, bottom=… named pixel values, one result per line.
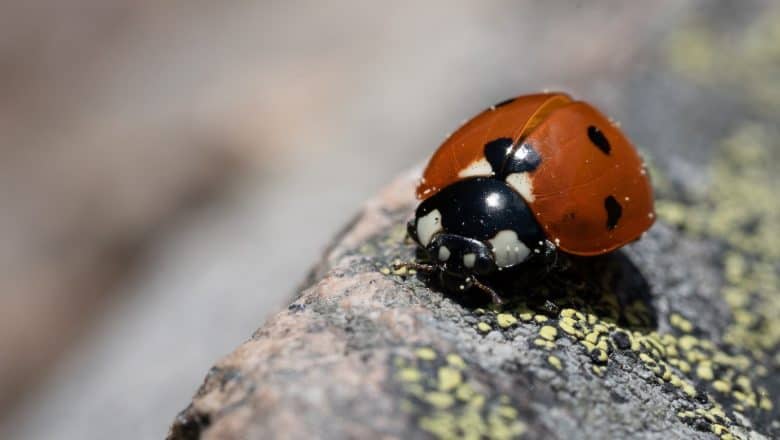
left=168, top=7, right=780, bottom=437
left=169, top=143, right=779, bottom=439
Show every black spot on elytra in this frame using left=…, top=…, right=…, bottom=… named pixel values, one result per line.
left=587, top=125, right=611, bottom=154
left=503, top=143, right=541, bottom=176
left=494, top=97, right=515, bottom=108
left=604, top=196, right=622, bottom=230
left=484, top=138, right=514, bottom=174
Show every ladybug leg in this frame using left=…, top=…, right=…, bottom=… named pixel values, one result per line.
left=471, top=277, right=504, bottom=305
left=551, top=251, right=572, bottom=273
left=543, top=239, right=558, bottom=260
left=536, top=239, right=567, bottom=273
left=542, top=299, right=560, bottom=315
left=396, top=219, right=438, bottom=273
left=392, top=261, right=435, bottom=273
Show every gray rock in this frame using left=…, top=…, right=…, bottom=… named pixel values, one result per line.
left=168, top=159, right=779, bottom=439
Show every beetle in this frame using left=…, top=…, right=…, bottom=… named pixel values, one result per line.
left=405, top=92, right=655, bottom=303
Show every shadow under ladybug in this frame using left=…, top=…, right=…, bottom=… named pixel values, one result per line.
left=400, top=242, right=657, bottom=332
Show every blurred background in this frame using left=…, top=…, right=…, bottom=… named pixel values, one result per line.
left=0, top=1, right=777, bottom=438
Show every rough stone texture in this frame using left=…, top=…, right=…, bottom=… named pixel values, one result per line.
left=165, top=4, right=780, bottom=439
left=169, top=144, right=779, bottom=439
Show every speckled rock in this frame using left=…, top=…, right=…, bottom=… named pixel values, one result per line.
left=168, top=128, right=779, bottom=439
left=169, top=11, right=780, bottom=436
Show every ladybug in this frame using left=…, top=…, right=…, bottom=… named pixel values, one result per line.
left=405, top=92, right=655, bottom=303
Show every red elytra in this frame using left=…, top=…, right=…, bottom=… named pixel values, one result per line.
left=417, top=92, right=655, bottom=256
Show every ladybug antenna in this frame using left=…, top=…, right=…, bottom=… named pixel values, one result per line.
left=471, top=277, right=504, bottom=305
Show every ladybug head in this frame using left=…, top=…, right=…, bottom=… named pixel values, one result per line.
left=430, top=231, right=499, bottom=292
left=407, top=225, right=498, bottom=276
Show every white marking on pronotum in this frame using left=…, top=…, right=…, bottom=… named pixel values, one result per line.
left=438, top=246, right=451, bottom=262
left=506, top=172, right=535, bottom=202
left=463, top=253, right=476, bottom=269
left=489, top=230, right=530, bottom=267
left=457, top=158, right=494, bottom=178
left=416, top=209, right=442, bottom=246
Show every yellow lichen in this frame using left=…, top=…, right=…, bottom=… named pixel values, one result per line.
left=416, top=347, right=438, bottom=361
left=696, top=361, right=714, bottom=381
left=539, top=326, right=558, bottom=341
left=533, top=339, right=555, bottom=350
left=518, top=312, right=534, bottom=322
left=455, top=383, right=475, bottom=401
left=394, top=350, right=531, bottom=439
left=713, top=380, right=731, bottom=394
left=496, top=313, right=518, bottom=329
left=446, top=353, right=466, bottom=369
left=398, top=368, right=421, bottom=382
left=438, top=367, right=462, bottom=392
left=533, top=314, right=549, bottom=323
left=547, top=355, right=563, bottom=371
left=392, top=265, right=408, bottom=276
left=669, top=313, right=694, bottom=333
left=426, top=391, right=455, bottom=409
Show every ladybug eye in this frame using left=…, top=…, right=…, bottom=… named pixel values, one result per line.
left=587, top=125, right=611, bottom=155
